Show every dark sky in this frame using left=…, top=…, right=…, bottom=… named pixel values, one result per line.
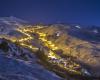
left=0, top=0, right=100, bottom=26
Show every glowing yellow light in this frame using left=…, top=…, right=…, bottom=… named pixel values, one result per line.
left=48, top=50, right=57, bottom=58
left=29, top=45, right=33, bottom=48
left=20, top=43, right=25, bottom=46
left=50, top=44, right=55, bottom=47
left=52, top=47, right=58, bottom=50
left=47, top=41, right=52, bottom=44
left=39, top=38, right=47, bottom=42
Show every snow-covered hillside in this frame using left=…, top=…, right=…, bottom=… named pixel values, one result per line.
left=0, top=54, right=62, bottom=80
left=0, top=38, right=62, bottom=80
left=0, top=17, right=100, bottom=80
left=0, top=16, right=29, bottom=35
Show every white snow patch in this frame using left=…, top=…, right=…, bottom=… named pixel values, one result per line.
left=93, top=29, right=98, bottom=34
left=75, top=25, right=81, bottom=29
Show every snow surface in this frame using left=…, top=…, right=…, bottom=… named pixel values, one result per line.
left=0, top=54, right=62, bottom=80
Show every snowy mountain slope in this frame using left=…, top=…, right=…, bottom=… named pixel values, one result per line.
left=0, top=17, right=100, bottom=80
left=0, top=37, right=63, bottom=80
left=0, top=54, right=62, bottom=80
left=0, top=16, right=28, bottom=25
left=0, top=38, right=37, bottom=61
left=0, top=16, right=30, bottom=35
left=68, top=26, right=100, bottom=42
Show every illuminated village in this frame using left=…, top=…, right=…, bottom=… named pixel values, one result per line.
left=0, top=25, right=92, bottom=78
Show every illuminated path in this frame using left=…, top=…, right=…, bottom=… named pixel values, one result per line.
left=0, top=26, right=88, bottom=76
left=15, top=26, right=82, bottom=75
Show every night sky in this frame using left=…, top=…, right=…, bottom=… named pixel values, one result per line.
left=0, top=0, right=100, bottom=26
